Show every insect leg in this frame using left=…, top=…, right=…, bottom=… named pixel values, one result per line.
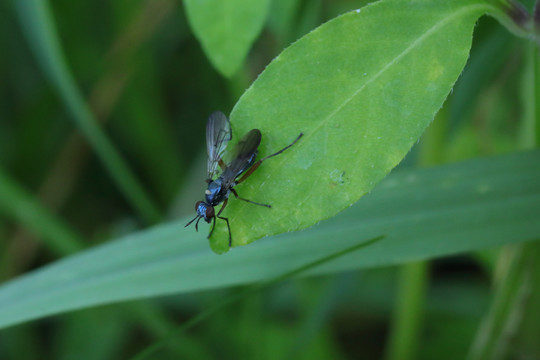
left=218, top=158, right=227, bottom=171
left=212, top=199, right=232, bottom=247
left=236, top=133, right=303, bottom=185
left=208, top=215, right=217, bottom=238
left=207, top=199, right=231, bottom=243
left=261, top=132, right=304, bottom=161
left=218, top=216, right=232, bottom=247
left=217, top=198, right=228, bottom=216
left=231, top=188, right=271, bottom=208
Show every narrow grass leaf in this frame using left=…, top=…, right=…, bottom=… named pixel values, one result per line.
left=0, top=168, right=83, bottom=255
left=0, top=150, right=538, bottom=329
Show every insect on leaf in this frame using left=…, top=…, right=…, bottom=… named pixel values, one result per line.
left=208, top=0, right=501, bottom=253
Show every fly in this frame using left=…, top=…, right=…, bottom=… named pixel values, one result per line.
left=185, top=111, right=303, bottom=247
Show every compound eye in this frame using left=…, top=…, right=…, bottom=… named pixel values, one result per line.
left=195, top=201, right=202, bottom=211
left=206, top=206, right=215, bottom=218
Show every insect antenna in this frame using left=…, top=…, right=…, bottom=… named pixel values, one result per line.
left=185, top=215, right=200, bottom=229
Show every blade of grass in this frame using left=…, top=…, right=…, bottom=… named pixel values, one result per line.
left=518, top=40, right=540, bottom=148
left=14, top=0, right=161, bottom=224
left=0, top=168, right=83, bottom=256
left=0, top=150, right=538, bottom=329
left=0, top=169, right=185, bottom=353
left=131, top=235, right=384, bottom=360
left=466, top=245, right=533, bottom=360
left=511, top=243, right=540, bottom=357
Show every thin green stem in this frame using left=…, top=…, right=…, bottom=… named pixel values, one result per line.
left=385, top=261, right=428, bottom=360
left=466, top=246, right=530, bottom=360
left=518, top=42, right=540, bottom=148
left=533, top=45, right=540, bottom=144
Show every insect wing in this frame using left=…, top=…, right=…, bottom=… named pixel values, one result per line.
left=206, top=111, right=232, bottom=179
left=221, top=129, right=262, bottom=185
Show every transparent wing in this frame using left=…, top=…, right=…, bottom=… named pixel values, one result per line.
left=206, top=111, right=232, bottom=179
left=221, top=129, right=261, bottom=188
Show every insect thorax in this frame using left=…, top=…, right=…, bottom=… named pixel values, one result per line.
left=205, top=178, right=229, bottom=205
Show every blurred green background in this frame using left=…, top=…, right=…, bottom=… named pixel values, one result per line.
left=0, top=0, right=538, bottom=359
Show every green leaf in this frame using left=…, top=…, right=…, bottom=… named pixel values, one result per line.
left=183, top=0, right=271, bottom=77
left=0, top=150, right=538, bottom=330
left=208, top=0, right=499, bottom=252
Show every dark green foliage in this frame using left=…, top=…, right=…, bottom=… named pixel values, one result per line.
left=0, top=0, right=538, bottom=359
